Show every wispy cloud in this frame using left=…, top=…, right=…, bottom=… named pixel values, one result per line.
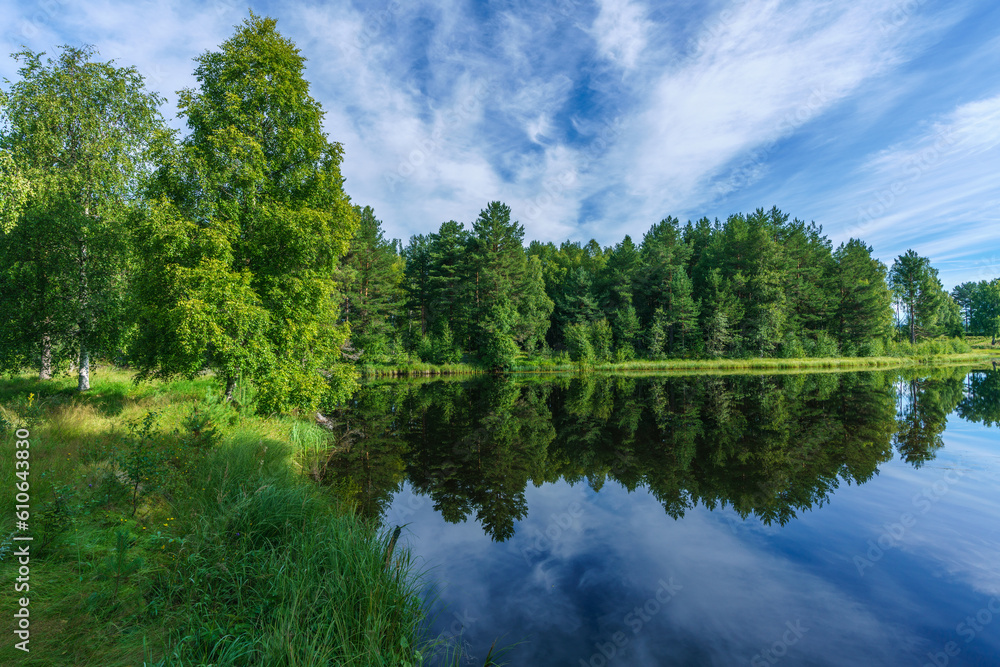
left=589, top=0, right=651, bottom=70
left=816, top=92, right=1000, bottom=286
left=0, top=0, right=996, bottom=277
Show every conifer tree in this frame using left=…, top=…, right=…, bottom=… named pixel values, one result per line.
left=341, top=205, right=404, bottom=361
left=888, top=250, right=947, bottom=344
left=833, top=239, right=892, bottom=351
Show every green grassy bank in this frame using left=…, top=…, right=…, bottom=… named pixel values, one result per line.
left=0, top=370, right=448, bottom=667
left=360, top=337, right=998, bottom=377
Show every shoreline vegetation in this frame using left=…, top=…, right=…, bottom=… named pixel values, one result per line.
left=362, top=353, right=997, bottom=377
left=359, top=342, right=998, bottom=378
left=0, top=368, right=488, bottom=666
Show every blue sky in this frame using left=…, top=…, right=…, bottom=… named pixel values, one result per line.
left=2, top=0, right=998, bottom=288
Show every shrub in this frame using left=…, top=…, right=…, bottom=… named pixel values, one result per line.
left=564, top=322, right=594, bottom=364
left=588, top=319, right=614, bottom=362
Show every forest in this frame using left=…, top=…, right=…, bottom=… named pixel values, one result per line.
left=1, top=15, right=997, bottom=413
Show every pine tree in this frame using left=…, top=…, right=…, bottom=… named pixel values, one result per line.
left=664, top=267, right=700, bottom=356
left=888, top=250, right=947, bottom=343
left=341, top=205, right=404, bottom=361
left=833, top=239, right=893, bottom=351
left=596, top=235, right=640, bottom=315
left=427, top=220, right=472, bottom=345
left=513, top=256, right=554, bottom=354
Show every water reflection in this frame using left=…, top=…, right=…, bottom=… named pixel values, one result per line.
left=320, top=367, right=990, bottom=541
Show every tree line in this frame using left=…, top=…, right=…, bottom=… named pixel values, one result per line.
left=344, top=203, right=980, bottom=366
left=1, top=14, right=994, bottom=412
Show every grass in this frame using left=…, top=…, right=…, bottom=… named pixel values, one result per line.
left=358, top=337, right=998, bottom=377
left=358, top=361, right=483, bottom=378
left=0, top=367, right=481, bottom=666
left=510, top=352, right=997, bottom=374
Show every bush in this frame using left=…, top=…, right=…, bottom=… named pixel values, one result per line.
left=810, top=331, right=840, bottom=358
left=564, top=322, right=594, bottom=364
left=588, top=319, right=614, bottom=362
left=858, top=338, right=885, bottom=357
left=780, top=335, right=806, bottom=359
left=614, top=344, right=635, bottom=362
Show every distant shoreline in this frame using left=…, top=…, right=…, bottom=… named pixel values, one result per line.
left=360, top=351, right=999, bottom=378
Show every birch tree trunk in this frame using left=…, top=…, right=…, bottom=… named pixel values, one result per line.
left=39, top=335, right=52, bottom=380
left=78, top=345, right=90, bottom=391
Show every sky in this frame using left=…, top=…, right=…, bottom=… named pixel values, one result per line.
left=2, top=0, right=998, bottom=289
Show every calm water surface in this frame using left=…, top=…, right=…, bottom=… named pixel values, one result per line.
left=326, top=369, right=1000, bottom=666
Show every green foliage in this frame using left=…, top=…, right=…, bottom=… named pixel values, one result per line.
left=179, top=402, right=224, bottom=449
left=612, top=303, right=641, bottom=350
left=780, top=334, right=807, bottom=359
left=646, top=307, right=668, bottom=358
left=858, top=338, right=886, bottom=357
left=478, top=302, right=519, bottom=372
left=116, top=411, right=165, bottom=516
left=88, top=529, right=144, bottom=613
left=0, top=391, right=43, bottom=431
left=0, top=370, right=443, bottom=666
left=0, top=45, right=165, bottom=387
left=0, top=150, right=31, bottom=232
left=35, top=484, right=76, bottom=554
left=588, top=319, right=614, bottom=362
left=889, top=249, right=951, bottom=343
left=833, top=239, right=893, bottom=349
left=341, top=205, right=405, bottom=362
left=417, top=322, right=462, bottom=365
left=133, top=14, right=357, bottom=412
left=954, top=278, right=1000, bottom=342
left=807, top=331, right=840, bottom=358
left=564, top=322, right=595, bottom=364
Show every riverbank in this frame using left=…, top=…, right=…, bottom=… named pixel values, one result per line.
left=361, top=350, right=998, bottom=378
left=0, top=370, right=435, bottom=666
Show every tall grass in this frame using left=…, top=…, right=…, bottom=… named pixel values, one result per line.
left=146, top=437, right=429, bottom=666
left=0, top=369, right=445, bottom=666
left=510, top=351, right=994, bottom=375
left=355, top=338, right=995, bottom=377
left=359, top=362, right=483, bottom=378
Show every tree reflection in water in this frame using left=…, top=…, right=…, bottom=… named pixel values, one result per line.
left=319, top=367, right=992, bottom=541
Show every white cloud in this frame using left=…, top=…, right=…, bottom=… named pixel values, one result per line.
left=826, top=93, right=1000, bottom=285
left=594, top=0, right=927, bottom=239
left=590, top=0, right=651, bottom=71
left=0, top=0, right=992, bottom=264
